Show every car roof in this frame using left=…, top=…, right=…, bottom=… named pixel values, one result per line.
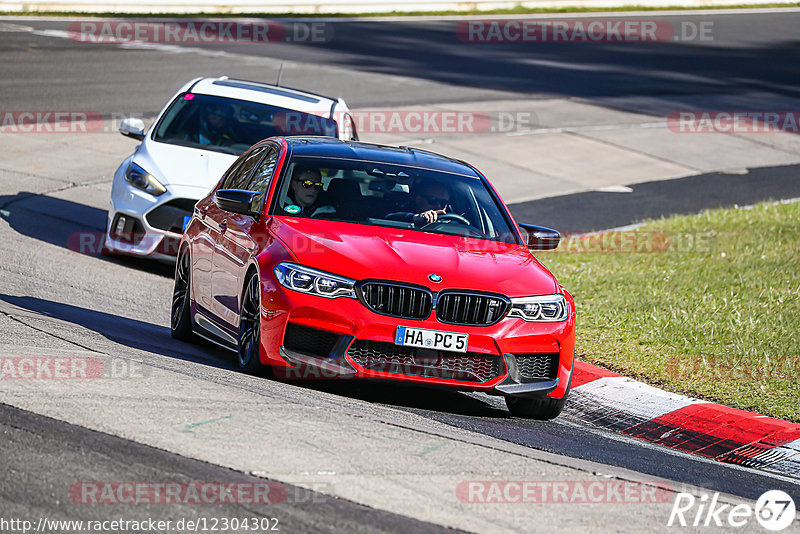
left=189, top=77, right=338, bottom=116
left=282, top=137, right=481, bottom=178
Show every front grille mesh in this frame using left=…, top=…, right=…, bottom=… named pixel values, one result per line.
left=436, top=292, right=509, bottom=326
left=515, top=353, right=560, bottom=381
left=359, top=283, right=431, bottom=320
left=145, top=198, right=196, bottom=233
left=283, top=323, right=341, bottom=358
left=348, top=339, right=502, bottom=383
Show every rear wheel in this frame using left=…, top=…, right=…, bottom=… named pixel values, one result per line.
left=171, top=250, right=194, bottom=341
left=238, top=272, right=262, bottom=373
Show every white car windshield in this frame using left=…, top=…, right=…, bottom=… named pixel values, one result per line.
left=271, top=156, right=520, bottom=243
left=153, top=93, right=338, bottom=155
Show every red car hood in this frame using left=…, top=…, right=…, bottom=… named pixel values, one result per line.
left=270, top=218, right=558, bottom=297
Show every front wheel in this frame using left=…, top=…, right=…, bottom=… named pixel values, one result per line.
left=505, top=374, right=572, bottom=420
left=505, top=395, right=568, bottom=420
left=237, top=272, right=262, bottom=374
left=171, top=249, right=195, bottom=341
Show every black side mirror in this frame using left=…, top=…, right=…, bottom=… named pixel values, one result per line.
left=519, top=223, right=561, bottom=251
left=214, top=189, right=260, bottom=218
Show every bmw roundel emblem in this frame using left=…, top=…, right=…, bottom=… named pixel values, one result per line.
left=428, top=274, right=443, bottom=283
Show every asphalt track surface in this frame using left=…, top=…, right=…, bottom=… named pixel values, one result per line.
left=2, top=10, right=800, bottom=532
left=2, top=11, right=800, bottom=114
left=508, top=163, right=800, bottom=233
left=0, top=403, right=457, bottom=533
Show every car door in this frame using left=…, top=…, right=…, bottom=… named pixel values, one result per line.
left=211, top=144, right=278, bottom=332
left=190, top=154, right=249, bottom=316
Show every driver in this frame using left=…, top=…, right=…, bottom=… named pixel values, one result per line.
left=386, top=181, right=451, bottom=227
left=286, top=165, right=335, bottom=218
left=189, top=101, right=236, bottom=147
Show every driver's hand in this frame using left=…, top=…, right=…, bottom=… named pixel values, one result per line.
left=413, top=209, right=446, bottom=225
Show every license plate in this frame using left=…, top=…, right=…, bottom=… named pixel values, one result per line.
left=182, top=215, right=192, bottom=232
left=395, top=326, right=468, bottom=353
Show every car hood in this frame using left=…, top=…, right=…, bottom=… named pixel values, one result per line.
left=270, top=218, right=558, bottom=297
left=135, top=138, right=239, bottom=188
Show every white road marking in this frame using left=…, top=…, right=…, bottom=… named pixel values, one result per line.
left=0, top=22, right=34, bottom=31
left=506, top=121, right=668, bottom=136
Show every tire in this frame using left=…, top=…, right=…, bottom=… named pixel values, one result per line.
left=100, top=234, right=114, bottom=257
left=171, top=249, right=195, bottom=341
left=505, top=373, right=572, bottom=420
left=237, top=271, right=262, bottom=374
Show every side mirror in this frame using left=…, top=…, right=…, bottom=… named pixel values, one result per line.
left=214, top=189, right=260, bottom=218
left=519, top=223, right=560, bottom=251
left=344, top=112, right=358, bottom=141
left=119, top=118, right=146, bottom=140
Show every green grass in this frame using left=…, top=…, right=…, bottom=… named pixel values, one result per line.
left=3, top=3, right=799, bottom=17
left=537, top=200, right=800, bottom=421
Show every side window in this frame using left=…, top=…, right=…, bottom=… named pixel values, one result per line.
left=224, top=146, right=266, bottom=190
left=218, top=155, right=247, bottom=190
left=246, top=145, right=279, bottom=212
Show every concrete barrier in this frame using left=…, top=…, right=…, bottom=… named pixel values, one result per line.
left=0, top=0, right=789, bottom=15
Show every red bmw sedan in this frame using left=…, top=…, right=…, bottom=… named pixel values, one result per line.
left=172, top=136, right=575, bottom=419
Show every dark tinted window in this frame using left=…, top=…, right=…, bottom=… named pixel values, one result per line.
left=246, top=145, right=279, bottom=212
left=217, top=154, right=247, bottom=190
left=224, top=147, right=266, bottom=190
left=271, top=156, right=519, bottom=243
left=153, top=93, right=338, bottom=155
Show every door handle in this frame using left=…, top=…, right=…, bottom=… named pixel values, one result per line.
left=197, top=208, right=207, bottom=220
left=219, top=220, right=227, bottom=233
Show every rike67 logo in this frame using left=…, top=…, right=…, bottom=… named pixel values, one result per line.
left=669, top=490, right=796, bottom=531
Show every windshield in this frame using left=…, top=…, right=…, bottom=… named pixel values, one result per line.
left=270, top=156, right=520, bottom=243
left=153, top=93, right=338, bottom=155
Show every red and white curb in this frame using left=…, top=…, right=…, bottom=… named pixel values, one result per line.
left=567, top=361, right=800, bottom=477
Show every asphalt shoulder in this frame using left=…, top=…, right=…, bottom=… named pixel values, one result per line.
left=508, top=163, right=800, bottom=234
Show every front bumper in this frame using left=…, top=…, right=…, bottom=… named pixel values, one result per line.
left=260, top=280, right=575, bottom=400
left=106, top=179, right=210, bottom=262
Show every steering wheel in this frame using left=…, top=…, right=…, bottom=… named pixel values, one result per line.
left=433, top=213, right=471, bottom=226
left=421, top=213, right=483, bottom=236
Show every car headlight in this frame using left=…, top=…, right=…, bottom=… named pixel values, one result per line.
left=125, top=162, right=166, bottom=196
left=507, top=294, right=569, bottom=322
left=274, top=263, right=356, bottom=299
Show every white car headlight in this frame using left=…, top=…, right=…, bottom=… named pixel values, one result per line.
left=125, top=162, right=166, bottom=196
left=508, top=294, right=569, bottom=322
left=274, top=263, right=356, bottom=299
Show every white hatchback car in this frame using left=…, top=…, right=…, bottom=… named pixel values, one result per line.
left=105, top=76, right=358, bottom=261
